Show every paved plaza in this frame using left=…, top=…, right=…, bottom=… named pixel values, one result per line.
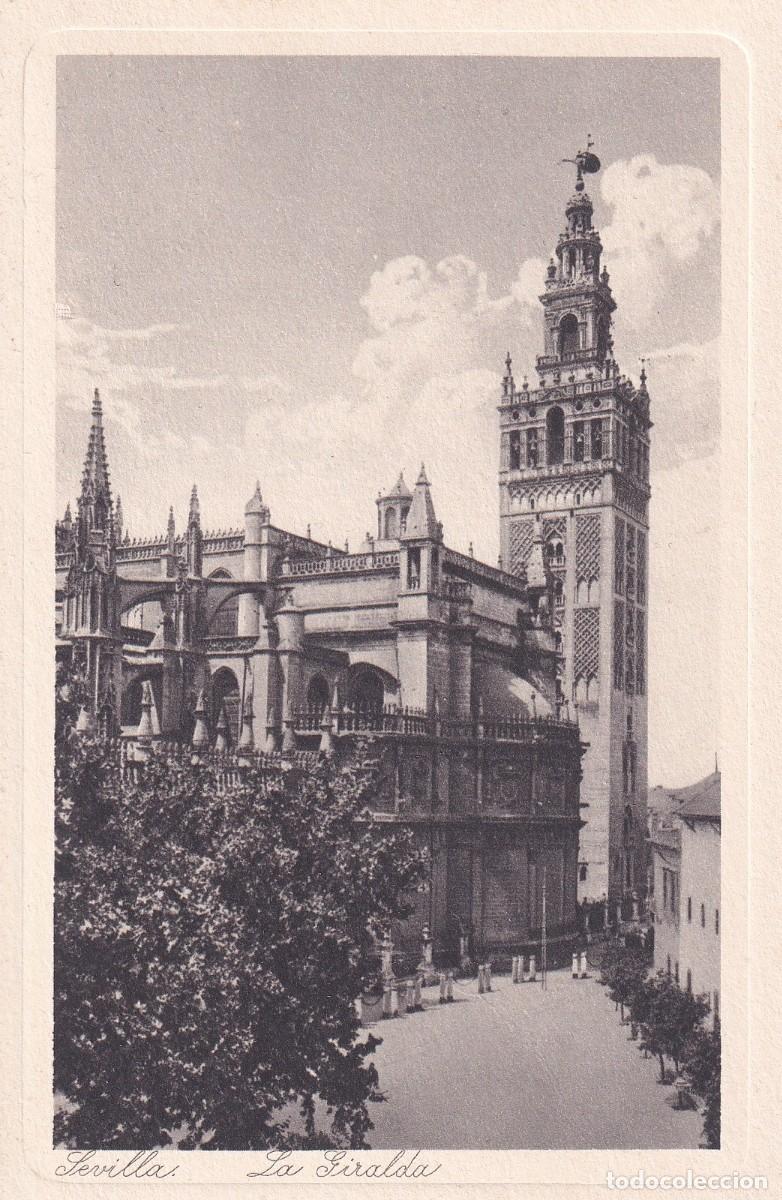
left=363, top=968, right=703, bottom=1150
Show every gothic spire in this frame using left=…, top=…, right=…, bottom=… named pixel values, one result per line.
left=186, top=485, right=203, bottom=575
left=188, top=484, right=200, bottom=526
left=79, top=387, right=112, bottom=531
left=114, top=495, right=123, bottom=544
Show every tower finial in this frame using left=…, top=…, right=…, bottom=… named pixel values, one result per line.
left=561, top=140, right=601, bottom=191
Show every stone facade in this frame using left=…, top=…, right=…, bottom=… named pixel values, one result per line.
left=56, top=401, right=585, bottom=960
left=498, top=148, right=651, bottom=905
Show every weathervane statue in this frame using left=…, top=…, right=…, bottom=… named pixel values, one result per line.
left=562, top=136, right=601, bottom=190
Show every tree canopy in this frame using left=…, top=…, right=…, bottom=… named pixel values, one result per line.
left=54, top=665, right=428, bottom=1150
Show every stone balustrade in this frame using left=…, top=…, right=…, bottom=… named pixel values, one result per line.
left=292, top=703, right=578, bottom=743
left=279, top=550, right=400, bottom=578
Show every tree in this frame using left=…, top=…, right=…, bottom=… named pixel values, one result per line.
left=606, top=951, right=647, bottom=1022
left=683, top=1022, right=721, bottom=1148
left=637, top=972, right=709, bottom=1082
left=54, top=668, right=428, bottom=1150
left=597, top=937, right=626, bottom=987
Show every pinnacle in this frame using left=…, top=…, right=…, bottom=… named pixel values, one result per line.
left=402, top=465, right=440, bottom=540
left=380, top=471, right=412, bottom=500
left=245, top=478, right=270, bottom=516
left=80, top=385, right=112, bottom=518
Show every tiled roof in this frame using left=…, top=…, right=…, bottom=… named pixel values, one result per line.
left=678, top=771, right=721, bottom=821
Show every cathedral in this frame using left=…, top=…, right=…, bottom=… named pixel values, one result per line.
left=55, top=146, right=649, bottom=955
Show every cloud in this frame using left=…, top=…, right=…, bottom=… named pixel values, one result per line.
left=167, top=373, right=290, bottom=395
left=598, top=155, right=719, bottom=340
left=510, top=257, right=549, bottom=315
left=345, top=155, right=720, bottom=522
left=57, top=153, right=720, bottom=553
left=56, top=316, right=184, bottom=437
left=353, top=255, right=513, bottom=398
left=644, top=338, right=720, bottom=470
left=240, top=368, right=501, bottom=558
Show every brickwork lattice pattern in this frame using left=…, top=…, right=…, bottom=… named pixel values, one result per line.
left=509, top=517, right=535, bottom=575
left=614, top=600, right=625, bottom=689
left=637, top=529, right=647, bottom=605
left=626, top=524, right=636, bottom=599
left=574, top=607, right=600, bottom=681
left=576, top=513, right=601, bottom=581
left=614, top=517, right=625, bottom=595
left=543, top=516, right=567, bottom=543
left=636, top=610, right=646, bottom=694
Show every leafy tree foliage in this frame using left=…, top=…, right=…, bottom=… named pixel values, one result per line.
left=54, top=665, right=428, bottom=1150
left=683, top=1022, right=721, bottom=1148
left=636, top=971, right=709, bottom=1081
left=605, top=950, right=648, bottom=1022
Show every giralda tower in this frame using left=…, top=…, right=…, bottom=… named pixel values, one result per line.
left=498, top=145, right=651, bottom=905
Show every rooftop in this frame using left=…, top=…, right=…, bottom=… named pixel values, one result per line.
left=650, top=769, right=721, bottom=826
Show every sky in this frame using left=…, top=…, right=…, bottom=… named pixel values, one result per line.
left=56, top=55, right=721, bottom=786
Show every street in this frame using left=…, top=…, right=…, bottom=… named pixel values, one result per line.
left=363, top=967, right=703, bottom=1150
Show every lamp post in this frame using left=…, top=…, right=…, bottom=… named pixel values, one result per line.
left=541, top=865, right=548, bottom=990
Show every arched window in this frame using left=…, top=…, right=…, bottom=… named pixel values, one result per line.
left=401, top=505, right=410, bottom=532
left=554, top=578, right=564, bottom=607
left=121, top=677, right=144, bottom=727
left=210, top=667, right=240, bottom=746
left=546, top=407, right=565, bottom=465
left=307, top=674, right=330, bottom=713
left=384, top=508, right=397, bottom=540
left=596, top=318, right=608, bottom=362
left=573, top=421, right=585, bottom=462
left=559, top=314, right=579, bottom=358
left=350, top=668, right=385, bottom=711
left=121, top=675, right=161, bottom=732
left=208, top=569, right=239, bottom=636
left=509, top=431, right=521, bottom=469
left=567, top=249, right=576, bottom=278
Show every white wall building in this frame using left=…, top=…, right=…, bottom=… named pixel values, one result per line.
left=650, top=771, right=720, bottom=1024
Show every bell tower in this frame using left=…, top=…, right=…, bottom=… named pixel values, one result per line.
left=499, top=144, right=652, bottom=905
